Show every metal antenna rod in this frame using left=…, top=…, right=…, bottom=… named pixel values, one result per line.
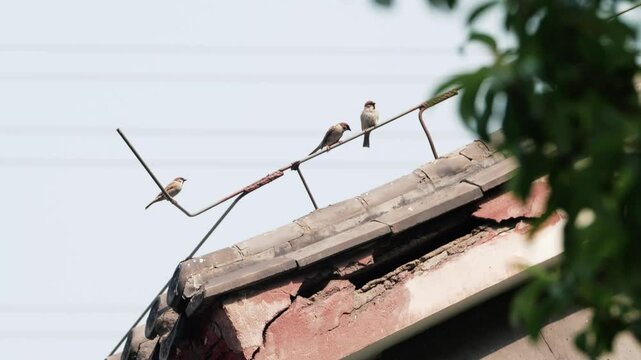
left=107, top=193, right=246, bottom=356
left=107, top=88, right=460, bottom=357
left=117, top=88, right=460, bottom=219
left=292, top=163, right=318, bottom=210
left=418, top=107, right=439, bottom=159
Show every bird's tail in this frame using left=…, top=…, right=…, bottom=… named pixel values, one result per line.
left=363, top=132, right=370, bottom=148
left=309, top=144, right=322, bottom=156
left=145, top=196, right=162, bottom=210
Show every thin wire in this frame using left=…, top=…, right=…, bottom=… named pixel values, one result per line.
left=609, top=2, right=641, bottom=20
left=0, top=125, right=447, bottom=138
left=110, top=88, right=459, bottom=219
left=0, top=158, right=428, bottom=170
left=106, top=89, right=458, bottom=356
left=107, top=194, right=245, bottom=356
left=0, top=43, right=467, bottom=56
left=0, top=72, right=440, bottom=84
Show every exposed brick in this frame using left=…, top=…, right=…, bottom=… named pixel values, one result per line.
left=473, top=179, right=549, bottom=222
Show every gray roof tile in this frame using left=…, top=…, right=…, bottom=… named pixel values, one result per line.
left=295, top=198, right=366, bottom=235
left=418, top=154, right=477, bottom=188
left=465, top=158, right=518, bottom=192
left=288, top=221, right=391, bottom=268
left=165, top=139, right=516, bottom=314
left=359, top=170, right=432, bottom=208
left=145, top=294, right=167, bottom=339
left=375, top=182, right=483, bottom=233
left=166, top=246, right=242, bottom=308
left=122, top=325, right=157, bottom=360
left=459, top=140, right=494, bottom=161
left=200, top=256, right=297, bottom=299
left=235, top=222, right=305, bottom=256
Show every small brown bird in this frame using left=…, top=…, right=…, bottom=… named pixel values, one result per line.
left=145, top=177, right=187, bottom=209
left=360, top=100, right=378, bottom=148
left=309, top=122, right=351, bottom=155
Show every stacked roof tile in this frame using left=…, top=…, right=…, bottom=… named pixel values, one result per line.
left=116, top=138, right=519, bottom=360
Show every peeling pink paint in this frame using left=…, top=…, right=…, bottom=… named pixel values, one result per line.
left=473, top=180, right=549, bottom=222
left=167, top=180, right=565, bottom=360
left=254, top=279, right=409, bottom=360
left=221, top=280, right=303, bottom=354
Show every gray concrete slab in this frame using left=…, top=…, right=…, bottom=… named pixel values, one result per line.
left=288, top=221, right=391, bottom=268
left=465, top=158, right=518, bottom=192
left=200, top=257, right=297, bottom=299
left=375, top=182, right=483, bottom=233
left=235, top=222, right=305, bottom=256
left=359, top=171, right=433, bottom=208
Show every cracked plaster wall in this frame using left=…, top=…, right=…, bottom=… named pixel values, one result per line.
left=172, top=214, right=563, bottom=360
left=167, top=181, right=564, bottom=360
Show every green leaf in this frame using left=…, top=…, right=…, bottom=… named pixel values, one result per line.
left=426, top=0, right=457, bottom=10
left=467, top=0, right=499, bottom=24
left=432, top=73, right=468, bottom=96
left=373, top=0, right=393, bottom=6
left=469, top=31, right=498, bottom=54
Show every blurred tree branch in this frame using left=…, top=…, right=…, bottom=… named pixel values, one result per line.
left=377, top=0, right=641, bottom=358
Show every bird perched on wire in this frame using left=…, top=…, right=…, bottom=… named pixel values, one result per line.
left=309, top=122, right=351, bottom=155
left=360, top=100, right=378, bottom=148
left=145, top=177, right=187, bottom=209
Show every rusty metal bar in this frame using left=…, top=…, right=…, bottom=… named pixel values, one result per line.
left=117, top=129, right=279, bottom=217
left=108, top=88, right=460, bottom=357
left=418, top=107, right=439, bottom=159
left=118, top=89, right=458, bottom=219
left=292, top=162, right=318, bottom=210
left=107, top=192, right=246, bottom=356
left=286, top=88, right=459, bottom=169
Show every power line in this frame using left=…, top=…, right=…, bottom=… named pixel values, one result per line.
left=610, top=2, right=641, bottom=19
left=0, top=125, right=461, bottom=138
left=0, top=72, right=440, bottom=84
left=0, top=331, right=120, bottom=340
left=0, top=157, right=423, bottom=170
left=0, top=43, right=468, bottom=56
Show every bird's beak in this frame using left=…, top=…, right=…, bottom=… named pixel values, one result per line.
left=183, top=179, right=188, bottom=181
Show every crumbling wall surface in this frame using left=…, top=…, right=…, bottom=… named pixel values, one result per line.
left=163, top=312, right=242, bottom=360
left=172, top=208, right=563, bottom=360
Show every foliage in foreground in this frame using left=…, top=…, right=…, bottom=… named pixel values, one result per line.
left=378, top=0, right=641, bottom=357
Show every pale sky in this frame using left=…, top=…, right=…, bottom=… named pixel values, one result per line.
left=1, top=1, right=638, bottom=359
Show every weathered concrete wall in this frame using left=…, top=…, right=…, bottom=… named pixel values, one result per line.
left=167, top=213, right=564, bottom=359
left=381, top=289, right=641, bottom=360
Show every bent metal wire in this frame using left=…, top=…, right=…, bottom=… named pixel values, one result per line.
left=116, top=87, right=458, bottom=215
left=108, top=87, right=459, bottom=356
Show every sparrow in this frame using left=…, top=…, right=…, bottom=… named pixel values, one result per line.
left=309, top=122, right=352, bottom=155
left=360, top=100, right=378, bottom=148
left=145, top=177, right=187, bottom=209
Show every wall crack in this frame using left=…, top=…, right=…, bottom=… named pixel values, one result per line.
left=250, top=296, right=296, bottom=360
